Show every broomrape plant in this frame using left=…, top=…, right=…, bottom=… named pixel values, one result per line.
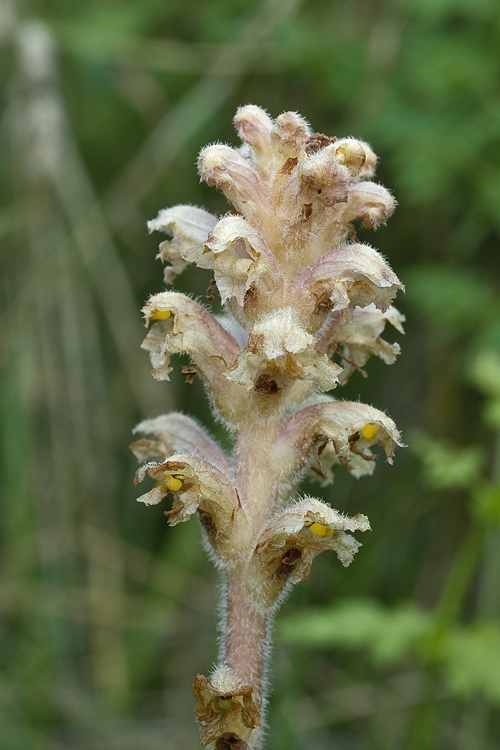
left=131, top=105, right=403, bottom=750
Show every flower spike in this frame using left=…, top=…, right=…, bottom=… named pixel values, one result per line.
left=132, top=105, right=403, bottom=750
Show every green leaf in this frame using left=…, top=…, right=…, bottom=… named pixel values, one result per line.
left=280, top=599, right=432, bottom=665
left=467, top=350, right=500, bottom=429
left=411, top=432, right=484, bottom=490
left=468, top=349, right=500, bottom=399
left=471, top=483, right=500, bottom=526
left=441, top=622, right=500, bottom=703
left=405, top=267, right=497, bottom=336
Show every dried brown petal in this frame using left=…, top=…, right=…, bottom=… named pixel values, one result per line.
left=192, top=666, right=261, bottom=747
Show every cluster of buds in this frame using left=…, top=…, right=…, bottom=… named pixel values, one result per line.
left=131, top=105, right=403, bottom=750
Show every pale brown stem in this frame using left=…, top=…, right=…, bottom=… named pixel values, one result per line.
left=220, top=413, right=284, bottom=708
left=233, top=408, right=285, bottom=527
left=223, top=568, right=269, bottom=700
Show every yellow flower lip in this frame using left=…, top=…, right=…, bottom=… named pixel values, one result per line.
left=360, top=422, right=380, bottom=442
left=212, top=696, right=233, bottom=713
left=151, top=309, right=172, bottom=320
left=309, top=522, right=334, bottom=538
left=162, top=475, right=183, bottom=492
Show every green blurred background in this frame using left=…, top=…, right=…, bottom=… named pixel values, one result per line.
left=2, top=0, right=500, bottom=747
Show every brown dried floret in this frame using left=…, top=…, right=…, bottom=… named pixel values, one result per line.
left=193, top=667, right=261, bottom=747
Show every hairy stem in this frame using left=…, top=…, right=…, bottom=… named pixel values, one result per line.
left=222, top=568, right=270, bottom=700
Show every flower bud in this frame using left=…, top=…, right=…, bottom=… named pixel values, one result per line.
left=333, top=138, right=368, bottom=177
left=233, top=104, right=274, bottom=174
left=198, top=144, right=269, bottom=228
left=340, top=181, right=395, bottom=229
left=270, top=110, right=310, bottom=160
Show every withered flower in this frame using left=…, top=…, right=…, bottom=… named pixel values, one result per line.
left=192, top=665, right=261, bottom=748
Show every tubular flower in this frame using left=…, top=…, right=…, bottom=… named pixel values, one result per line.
left=249, top=498, right=371, bottom=612
left=227, top=307, right=343, bottom=394
left=132, top=105, right=403, bottom=749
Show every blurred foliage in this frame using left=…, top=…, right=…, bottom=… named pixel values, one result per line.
left=281, top=600, right=500, bottom=704
left=1, top=0, right=500, bottom=748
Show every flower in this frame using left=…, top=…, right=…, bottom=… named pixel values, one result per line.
left=249, top=497, right=370, bottom=611
left=192, top=665, right=261, bottom=748
left=227, top=307, right=342, bottom=394
left=133, top=454, right=243, bottom=566
left=272, top=399, right=402, bottom=497
left=148, top=204, right=217, bottom=284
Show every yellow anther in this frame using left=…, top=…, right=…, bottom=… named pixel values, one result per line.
left=151, top=309, right=171, bottom=320
left=212, top=697, right=233, bottom=713
left=360, top=423, right=380, bottom=442
left=310, top=522, right=334, bottom=538
left=162, top=475, right=182, bottom=492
